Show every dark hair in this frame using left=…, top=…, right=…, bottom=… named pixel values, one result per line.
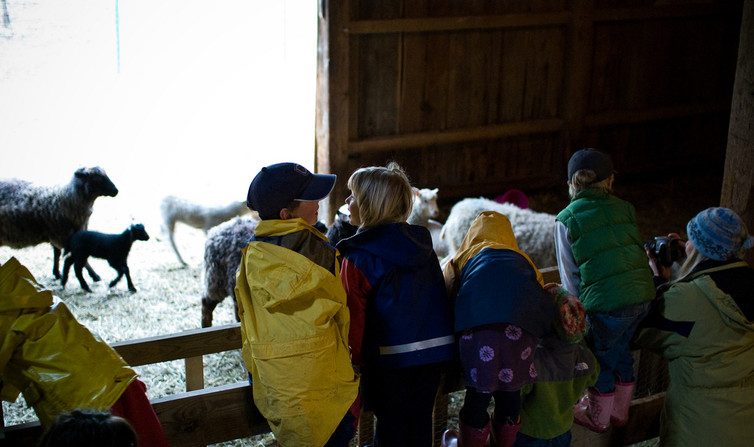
left=38, top=410, right=137, bottom=447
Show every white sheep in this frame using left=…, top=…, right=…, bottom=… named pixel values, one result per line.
left=408, top=187, right=449, bottom=259
left=160, top=195, right=252, bottom=266
left=0, top=167, right=119, bottom=280
left=441, top=197, right=557, bottom=268
left=200, top=216, right=258, bottom=327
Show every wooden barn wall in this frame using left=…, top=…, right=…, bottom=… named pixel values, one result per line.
left=316, top=0, right=742, bottom=217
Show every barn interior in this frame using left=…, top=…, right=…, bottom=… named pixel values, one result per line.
left=0, top=0, right=752, bottom=445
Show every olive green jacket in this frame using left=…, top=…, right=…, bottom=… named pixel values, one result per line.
left=634, top=261, right=754, bottom=447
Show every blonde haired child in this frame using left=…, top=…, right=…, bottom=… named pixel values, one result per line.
left=337, top=162, right=454, bottom=446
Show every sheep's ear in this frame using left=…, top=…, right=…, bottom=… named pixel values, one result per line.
left=431, top=188, right=439, bottom=195
left=74, top=167, right=88, bottom=178
left=412, top=187, right=419, bottom=196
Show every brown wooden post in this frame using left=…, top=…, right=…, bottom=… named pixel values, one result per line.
left=316, top=0, right=352, bottom=224
left=720, top=0, right=754, bottom=266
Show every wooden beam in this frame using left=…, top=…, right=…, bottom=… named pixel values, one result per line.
left=185, top=356, right=205, bottom=392
left=346, top=13, right=570, bottom=34
left=584, top=102, right=729, bottom=128
left=112, top=323, right=241, bottom=366
left=344, top=4, right=730, bottom=36
left=151, top=382, right=267, bottom=447
left=721, top=0, right=754, bottom=267
left=348, top=119, right=564, bottom=154
left=593, top=4, right=729, bottom=22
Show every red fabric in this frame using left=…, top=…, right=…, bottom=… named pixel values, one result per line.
left=340, top=258, right=372, bottom=367
left=110, top=379, right=170, bottom=447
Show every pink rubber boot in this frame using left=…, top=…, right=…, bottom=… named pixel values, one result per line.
left=573, top=388, right=615, bottom=433
left=458, top=421, right=491, bottom=447
left=490, top=416, right=521, bottom=447
left=611, top=380, right=636, bottom=427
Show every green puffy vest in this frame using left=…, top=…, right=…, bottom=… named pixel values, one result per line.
left=556, top=188, right=654, bottom=312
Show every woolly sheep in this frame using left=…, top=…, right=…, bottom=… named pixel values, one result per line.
left=201, top=216, right=258, bottom=327
left=160, top=195, right=251, bottom=266
left=441, top=197, right=557, bottom=268
left=0, top=167, right=119, bottom=279
left=408, top=187, right=449, bottom=259
left=61, top=223, right=150, bottom=293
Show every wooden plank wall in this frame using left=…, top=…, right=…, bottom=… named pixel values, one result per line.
left=316, top=0, right=742, bottom=218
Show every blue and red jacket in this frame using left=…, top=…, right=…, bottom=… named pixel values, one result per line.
left=337, top=222, right=455, bottom=370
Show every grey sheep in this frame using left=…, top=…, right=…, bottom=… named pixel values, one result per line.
left=441, top=197, right=557, bottom=268
left=160, top=195, right=252, bottom=266
left=62, top=223, right=150, bottom=293
left=0, top=166, right=119, bottom=279
left=201, top=216, right=258, bottom=327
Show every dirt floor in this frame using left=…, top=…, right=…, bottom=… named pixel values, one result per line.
left=0, top=172, right=718, bottom=446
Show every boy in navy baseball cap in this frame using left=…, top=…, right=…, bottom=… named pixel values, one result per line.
left=237, top=162, right=359, bottom=447
left=246, top=162, right=336, bottom=222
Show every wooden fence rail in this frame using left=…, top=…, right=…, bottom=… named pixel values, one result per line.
left=1, top=267, right=666, bottom=446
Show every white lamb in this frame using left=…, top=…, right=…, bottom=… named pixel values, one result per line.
left=160, top=195, right=252, bottom=266
left=441, top=197, right=557, bottom=268
left=407, top=187, right=449, bottom=259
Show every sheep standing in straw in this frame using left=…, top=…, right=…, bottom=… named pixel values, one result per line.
left=441, top=197, right=557, bottom=268
left=160, top=195, right=251, bottom=266
left=201, top=216, right=258, bottom=327
left=0, top=167, right=119, bottom=279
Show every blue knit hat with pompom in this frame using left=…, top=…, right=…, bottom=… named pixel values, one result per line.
left=686, top=207, right=754, bottom=261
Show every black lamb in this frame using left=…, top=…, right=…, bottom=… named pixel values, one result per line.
left=62, top=223, right=150, bottom=293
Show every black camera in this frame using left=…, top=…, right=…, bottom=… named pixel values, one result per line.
left=645, top=236, right=685, bottom=267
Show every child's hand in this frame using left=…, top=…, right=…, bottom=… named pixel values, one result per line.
left=544, top=283, right=587, bottom=341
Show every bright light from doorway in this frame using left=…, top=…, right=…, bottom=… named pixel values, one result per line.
left=0, top=0, right=316, bottom=230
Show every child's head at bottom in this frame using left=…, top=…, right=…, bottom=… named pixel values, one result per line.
left=246, top=162, right=336, bottom=225
left=347, top=161, right=413, bottom=228
left=38, top=409, right=137, bottom=447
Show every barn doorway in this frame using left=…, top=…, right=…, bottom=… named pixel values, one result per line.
left=0, top=0, right=317, bottom=230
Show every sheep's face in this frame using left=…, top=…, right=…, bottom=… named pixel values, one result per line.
left=75, top=167, right=119, bottom=198
left=130, top=223, right=150, bottom=241
left=414, top=188, right=440, bottom=219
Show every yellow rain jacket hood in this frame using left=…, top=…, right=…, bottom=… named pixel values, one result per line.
left=0, top=257, right=136, bottom=426
left=235, top=219, right=359, bottom=447
left=445, top=211, right=543, bottom=293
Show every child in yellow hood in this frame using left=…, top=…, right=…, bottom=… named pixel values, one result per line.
left=0, top=257, right=168, bottom=447
left=237, top=162, right=359, bottom=447
left=442, top=211, right=558, bottom=447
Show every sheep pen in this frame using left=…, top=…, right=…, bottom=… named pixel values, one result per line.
left=0, top=173, right=719, bottom=446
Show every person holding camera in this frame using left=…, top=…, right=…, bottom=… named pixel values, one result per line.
left=554, top=148, right=656, bottom=432
left=633, top=207, right=754, bottom=447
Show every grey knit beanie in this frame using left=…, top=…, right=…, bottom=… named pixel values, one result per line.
left=686, top=207, right=754, bottom=261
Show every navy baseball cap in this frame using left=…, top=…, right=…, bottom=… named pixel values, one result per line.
left=567, top=148, right=614, bottom=182
left=246, top=163, right=336, bottom=220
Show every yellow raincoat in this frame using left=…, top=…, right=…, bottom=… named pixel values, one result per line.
left=0, top=257, right=136, bottom=426
left=235, top=219, right=359, bottom=447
